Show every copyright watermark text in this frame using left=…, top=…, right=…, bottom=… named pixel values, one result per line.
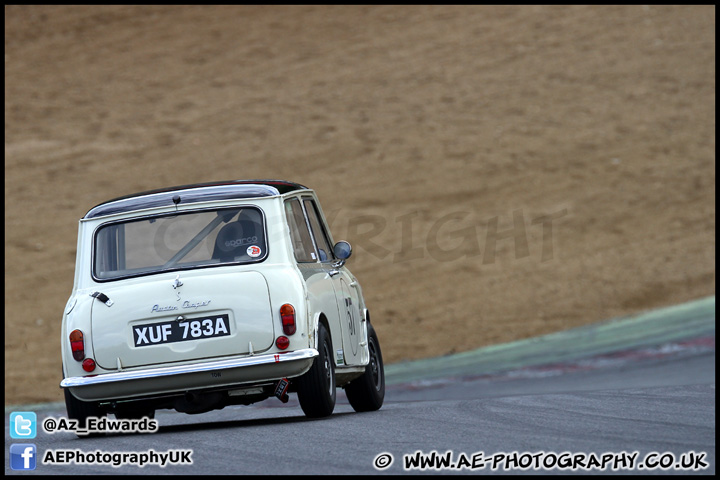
left=373, top=450, right=709, bottom=472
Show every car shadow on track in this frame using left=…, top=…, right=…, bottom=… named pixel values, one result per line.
left=147, top=411, right=358, bottom=436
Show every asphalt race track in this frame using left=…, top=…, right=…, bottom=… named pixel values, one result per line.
left=5, top=299, right=715, bottom=475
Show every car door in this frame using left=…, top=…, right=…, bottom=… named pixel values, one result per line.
left=283, top=197, right=346, bottom=365
left=301, top=197, right=364, bottom=367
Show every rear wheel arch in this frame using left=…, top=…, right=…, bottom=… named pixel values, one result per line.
left=315, top=313, right=331, bottom=351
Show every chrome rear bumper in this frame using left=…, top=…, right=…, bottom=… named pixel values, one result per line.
left=61, top=348, right=318, bottom=401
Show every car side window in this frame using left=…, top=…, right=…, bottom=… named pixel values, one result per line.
left=284, top=198, right=317, bottom=263
left=303, top=199, right=334, bottom=263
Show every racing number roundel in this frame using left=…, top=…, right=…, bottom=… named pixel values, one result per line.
left=340, top=279, right=359, bottom=356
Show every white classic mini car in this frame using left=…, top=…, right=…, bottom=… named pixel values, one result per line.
left=60, top=180, right=384, bottom=429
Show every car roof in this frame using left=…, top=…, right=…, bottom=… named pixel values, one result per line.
left=83, top=180, right=309, bottom=219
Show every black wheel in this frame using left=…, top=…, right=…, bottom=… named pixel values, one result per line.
left=296, top=323, right=336, bottom=418
left=345, top=323, right=385, bottom=412
left=63, top=388, right=107, bottom=437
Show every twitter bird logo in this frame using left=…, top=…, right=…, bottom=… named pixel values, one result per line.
left=10, top=412, right=37, bottom=439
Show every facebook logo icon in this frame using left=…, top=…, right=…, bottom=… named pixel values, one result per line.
left=10, top=444, right=37, bottom=470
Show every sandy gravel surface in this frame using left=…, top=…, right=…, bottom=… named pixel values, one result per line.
left=4, top=5, right=715, bottom=405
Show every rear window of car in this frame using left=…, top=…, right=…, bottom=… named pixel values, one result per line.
left=93, top=206, right=267, bottom=281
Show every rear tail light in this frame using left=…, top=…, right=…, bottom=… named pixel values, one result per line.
left=69, top=329, right=85, bottom=361
left=82, top=358, right=96, bottom=372
left=276, top=336, right=290, bottom=350
left=280, top=304, right=296, bottom=335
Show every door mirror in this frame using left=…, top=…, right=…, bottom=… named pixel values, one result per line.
left=333, top=241, right=352, bottom=261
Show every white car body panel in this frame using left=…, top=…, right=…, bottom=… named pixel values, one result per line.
left=90, top=270, right=275, bottom=369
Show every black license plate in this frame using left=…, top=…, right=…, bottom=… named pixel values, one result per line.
left=133, top=314, right=231, bottom=347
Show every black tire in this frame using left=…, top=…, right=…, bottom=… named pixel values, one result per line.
left=345, top=323, right=385, bottom=412
left=63, top=388, right=107, bottom=437
left=296, top=323, right=336, bottom=418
